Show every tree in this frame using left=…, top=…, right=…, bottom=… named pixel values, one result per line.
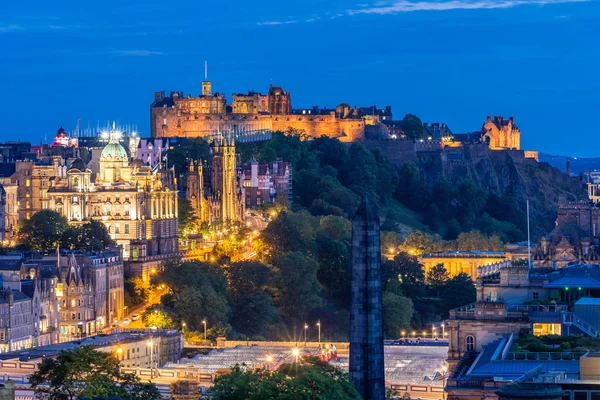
left=382, top=252, right=425, bottom=298
left=29, top=346, right=161, bottom=400
left=166, top=137, right=211, bottom=178
left=426, top=263, right=449, bottom=295
left=227, top=261, right=278, bottom=337
left=19, top=210, right=69, bottom=250
left=273, top=252, right=322, bottom=321
left=382, top=292, right=414, bottom=338
left=178, top=197, right=199, bottom=239
left=440, top=273, right=477, bottom=316
left=401, top=113, right=424, bottom=139
left=211, top=358, right=360, bottom=400
left=142, top=306, right=175, bottom=329
left=395, top=162, right=429, bottom=211
left=159, top=261, right=231, bottom=332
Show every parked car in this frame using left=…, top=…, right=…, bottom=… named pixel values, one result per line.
left=123, top=318, right=131, bottom=325
left=131, top=313, right=140, bottom=321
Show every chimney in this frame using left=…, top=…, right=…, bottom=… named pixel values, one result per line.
left=509, top=116, right=514, bottom=123
left=487, top=116, right=492, bottom=123
left=154, top=91, right=165, bottom=101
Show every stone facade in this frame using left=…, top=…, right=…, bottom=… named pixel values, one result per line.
left=349, top=198, right=385, bottom=400
left=186, top=136, right=244, bottom=224
left=482, top=116, right=520, bottom=150
left=240, top=160, right=291, bottom=208
left=47, top=125, right=179, bottom=260
left=151, top=83, right=373, bottom=142
left=0, top=287, right=33, bottom=352
left=446, top=302, right=530, bottom=373
left=420, top=252, right=510, bottom=281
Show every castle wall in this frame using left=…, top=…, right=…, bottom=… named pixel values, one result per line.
left=152, top=108, right=366, bottom=142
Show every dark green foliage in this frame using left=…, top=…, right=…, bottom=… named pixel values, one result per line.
left=211, top=358, right=361, bottom=400
left=382, top=292, right=414, bottom=338
left=401, top=113, right=425, bottom=139
left=159, top=261, right=231, bottom=332
left=19, top=210, right=69, bottom=250
left=166, top=137, right=211, bottom=178
left=61, top=220, right=116, bottom=251
left=273, top=252, right=322, bottom=321
left=383, top=252, right=425, bottom=298
left=440, top=273, right=477, bottom=317
left=178, top=197, right=199, bottom=239
left=29, top=346, right=161, bottom=400
left=426, top=263, right=449, bottom=295
left=227, top=261, right=278, bottom=337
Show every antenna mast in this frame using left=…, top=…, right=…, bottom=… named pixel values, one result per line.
left=204, top=61, right=208, bottom=80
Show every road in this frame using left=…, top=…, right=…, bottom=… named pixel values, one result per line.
left=122, top=286, right=169, bottom=329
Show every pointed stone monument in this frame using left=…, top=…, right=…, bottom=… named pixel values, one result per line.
left=349, top=197, right=385, bottom=400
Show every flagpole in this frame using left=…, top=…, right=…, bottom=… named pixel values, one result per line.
left=527, top=199, right=531, bottom=269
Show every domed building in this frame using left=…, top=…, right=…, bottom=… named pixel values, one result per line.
left=47, top=124, right=179, bottom=266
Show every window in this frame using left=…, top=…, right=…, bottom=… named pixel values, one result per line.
left=125, top=224, right=129, bottom=234
left=533, top=292, right=539, bottom=300
left=25, top=179, right=30, bottom=187
left=71, top=313, right=76, bottom=320
left=465, top=335, right=475, bottom=352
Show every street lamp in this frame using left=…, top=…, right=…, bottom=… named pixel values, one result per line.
left=401, top=330, right=406, bottom=338
left=147, top=340, right=154, bottom=377
left=316, top=321, right=321, bottom=346
left=422, top=330, right=427, bottom=339
left=304, top=324, right=308, bottom=349
left=292, top=348, right=299, bottom=363
left=116, top=347, right=123, bottom=361
left=432, top=326, right=437, bottom=339
left=265, top=354, right=273, bottom=370
left=182, top=322, right=186, bottom=339
left=202, top=320, right=207, bottom=342
left=441, top=323, right=445, bottom=339
left=412, top=331, right=416, bottom=338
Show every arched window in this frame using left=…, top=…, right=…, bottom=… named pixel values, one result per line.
left=466, top=335, right=475, bottom=352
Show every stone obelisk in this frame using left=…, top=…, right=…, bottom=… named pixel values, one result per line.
left=349, top=197, right=385, bottom=400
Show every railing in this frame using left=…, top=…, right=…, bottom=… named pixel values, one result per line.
left=505, top=352, right=587, bottom=361
left=507, top=304, right=567, bottom=313
left=563, top=312, right=599, bottom=337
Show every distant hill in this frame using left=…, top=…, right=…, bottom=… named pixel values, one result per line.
left=540, top=153, right=600, bottom=175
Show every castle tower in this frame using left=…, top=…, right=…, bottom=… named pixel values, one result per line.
left=186, top=160, right=204, bottom=220
left=210, top=135, right=238, bottom=222
left=202, top=61, right=212, bottom=96
left=221, top=135, right=237, bottom=221
left=349, top=197, right=385, bottom=400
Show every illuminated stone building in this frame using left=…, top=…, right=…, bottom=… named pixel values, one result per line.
left=241, top=159, right=292, bottom=208
left=47, top=125, right=179, bottom=260
left=186, top=135, right=244, bottom=224
left=482, top=116, right=520, bottom=150
left=420, top=251, right=511, bottom=281
left=151, top=80, right=378, bottom=142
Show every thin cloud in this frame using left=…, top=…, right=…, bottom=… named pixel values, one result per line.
left=348, top=0, right=588, bottom=15
left=110, top=50, right=167, bottom=56
left=257, top=20, right=297, bottom=26
left=0, top=24, right=25, bottom=32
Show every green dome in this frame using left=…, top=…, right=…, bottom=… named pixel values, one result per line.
left=101, top=142, right=128, bottom=160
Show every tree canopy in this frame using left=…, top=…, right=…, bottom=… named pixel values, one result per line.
left=211, top=358, right=361, bottom=400
left=19, top=210, right=68, bottom=250
left=29, top=346, right=161, bottom=400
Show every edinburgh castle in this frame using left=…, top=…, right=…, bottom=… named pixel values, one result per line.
left=151, top=72, right=391, bottom=141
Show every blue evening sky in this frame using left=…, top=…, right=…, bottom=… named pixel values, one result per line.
left=1, top=0, right=599, bottom=156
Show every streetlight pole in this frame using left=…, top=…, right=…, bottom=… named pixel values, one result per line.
left=202, top=320, right=207, bottom=342
left=316, top=321, right=321, bottom=346
left=147, top=339, right=154, bottom=378
left=182, top=322, right=186, bottom=341
left=442, top=323, right=445, bottom=339
left=304, top=323, right=308, bottom=349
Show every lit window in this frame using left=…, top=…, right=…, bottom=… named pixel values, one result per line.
left=25, top=179, right=30, bottom=187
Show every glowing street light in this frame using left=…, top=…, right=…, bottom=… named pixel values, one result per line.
left=412, top=331, right=416, bottom=338
left=202, top=320, right=207, bottom=342
left=316, top=321, right=321, bottom=345
left=304, top=323, right=308, bottom=349
left=182, top=322, right=186, bottom=338
left=292, top=348, right=299, bottom=363
left=147, top=340, right=154, bottom=377
left=401, top=331, right=406, bottom=338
